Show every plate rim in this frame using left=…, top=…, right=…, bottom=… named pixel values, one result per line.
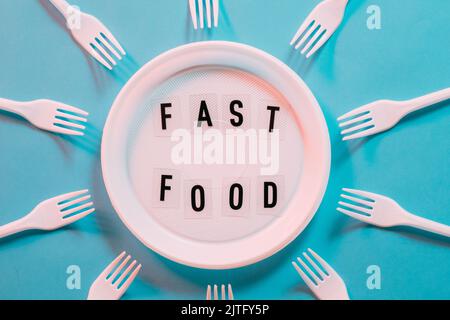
left=101, top=41, right=331, bottom=269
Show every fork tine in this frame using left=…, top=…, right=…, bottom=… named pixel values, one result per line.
left=338, top=105, right=372, bottom=121
left=303, top=251, right=327, bottom=279
left=340, top=121, right=374, bottom=135
left=117, top=263, right=141, bottom=296
left=57, top=104, right=89, bottom=117
left=338, top=201, right=372, bottom=215
left=108, top=254, right=131, bottom=282
left=54, top=119, right=86, bottom=130
left=51, top=125, right=85, bottom=136
left=198, top=0, right=204, bottom=29
left=59, top=194, right=91, bottom=209
left=101, top=28, right=126, bottom=56
left=221, top=284, right=226, bottom=300
left=92, top=41, right=116, bottom=66
left=205, top=0, right=212, bottom=28
left=88, top=44, right=113, bottom=70
left=340, top=193, right=374, bottom=208
left=307, top=249, right=335, bottom=276
left=189, top=0, right=198, bottom=29
left=342, top=188, right=377, bottom=201
left=56, top=111, right=88, bottom=123
left=301, top=26, right=325, bottom=55
left=305, top=30, right=331, bottom=58
left=114, top=260, right=137, bottom=287
left=206, top=285, right=211, bottom=300
left=295, top=21, right=318, bottom=49
left=296, top=256, right=321, bottom=284
left=228, top=284, right=234, bottom=300
left=55, top=190, right=89, bottom=204
left=339, top=113, right=372, bottom=128
left=62, top=202, right=94, bottom=217
left=290, top=18, right=313, bottom=46
left=98, top=34, right=122, bottom=60
left=292, top=261, right=316, bottom=287
left=61, top=208, right=94, bottom=226
left=342, top=126, right=379, bottom=141
left=100, top=251, right=127, bottom=278
left=213, top=0, right=219, bottom=27
left=214, top=284, right=218, bottom=300
left=337, top=207, right=372, bottom=223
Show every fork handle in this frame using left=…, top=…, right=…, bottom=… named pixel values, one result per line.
left=0, top=98, right=27, bottom=117
left=402, top=87, right=450, bottom=114
left=48, top=0, right=73, bottom=19
left=0, top=217, right=31, bottom=239
left=403, top=212, right=450, bottom=238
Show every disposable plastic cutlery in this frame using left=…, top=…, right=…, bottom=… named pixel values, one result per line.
left=189, top=0, right=219, bottom=30
left=206, top=284, right=234, bottom=300
left=338, top=87, right=450, bottom=140
left=338, top=188, right=450, bottom=237
left=48, top=0, right=126, bottom=70
left=87, top=251, right=142, bottom=300
left=0, top=190, right=94, bottom=239
left=0, top=98, right=88, bottom=136
left=292, top=248, right=350, bottom=300
left=290, top=0, right=349, bottom=58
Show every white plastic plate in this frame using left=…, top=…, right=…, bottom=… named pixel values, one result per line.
left=102, top=41, right=330, bottom=269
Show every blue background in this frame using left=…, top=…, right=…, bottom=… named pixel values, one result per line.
left=0, top=0, right=449, bottom=300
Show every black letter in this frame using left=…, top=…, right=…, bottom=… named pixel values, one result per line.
left=160, top=175, right=173, bottom=201
left=267, top=106, right=280, bottom=133
left=197, top=100, right=213, bottom=127
left=160, top=103, right=172, bottom=130
left=191, top=185, right=205, bottom=212
left=230, top=100, right=244, bottom=127
left=264, top=182, right=277, bottom=208
left=229, top=183, right=243, bottom=210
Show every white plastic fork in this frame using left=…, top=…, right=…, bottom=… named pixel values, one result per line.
left=292, top=248, right=349, bottom=300
left=338, top=188, right=450, bottom=237
left=87, top=251, right=142, bottom=300
left=189, top=0, right=220, bottom=30
left=206, top=284, right=234, bottom=300
left=0, top=190, right=94, bottom=239
left=338, top=87, right=450, bottom=141
left=48, top=0, right=126, bottom=70
left=290, top=0, right=349, bottom=58
left=0, top=98, right=88, bottom=136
